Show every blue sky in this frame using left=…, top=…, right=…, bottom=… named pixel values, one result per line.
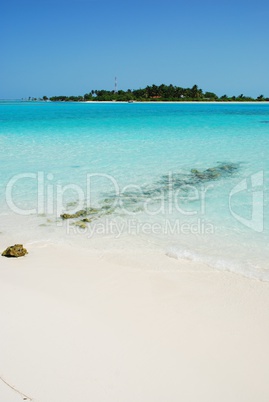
left=1, top=0, right=269, bottom=98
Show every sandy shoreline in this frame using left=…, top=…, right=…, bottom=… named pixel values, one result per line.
left=83, top=100, right=269, bottom=104
left=1, top=242, right=269, bottom=402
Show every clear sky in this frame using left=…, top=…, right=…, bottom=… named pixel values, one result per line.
left=1, top=0, right=269, bottom=98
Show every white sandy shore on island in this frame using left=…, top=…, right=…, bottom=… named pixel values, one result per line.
left=83, top=100, right=269, bottom=104
left=1, top=242, right=269, bottom=402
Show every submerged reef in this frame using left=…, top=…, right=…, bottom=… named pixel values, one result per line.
left=60, top=207, right=100, bottom=220
left=190, top=163, right=238, bottom=181
left=60, top=205, right=115, bottom=228
left=58, top=162, right=240, bottom=224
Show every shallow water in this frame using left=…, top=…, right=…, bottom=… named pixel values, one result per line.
left=0, top=101, right=269, bottom=280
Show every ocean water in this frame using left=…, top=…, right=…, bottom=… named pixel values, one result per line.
left=0, top=101, right=269, bottom=280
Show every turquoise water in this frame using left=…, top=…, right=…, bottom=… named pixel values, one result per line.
left=0, top=101, right=269, bottom=280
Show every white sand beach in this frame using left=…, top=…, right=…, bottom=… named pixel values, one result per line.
left=1, top=242, right=269, bottom=402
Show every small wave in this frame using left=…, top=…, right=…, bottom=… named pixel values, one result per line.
left=166, top=245, right=269, bottom=282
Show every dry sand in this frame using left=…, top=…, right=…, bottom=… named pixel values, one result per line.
left=1, top=242, right=269, bottom=402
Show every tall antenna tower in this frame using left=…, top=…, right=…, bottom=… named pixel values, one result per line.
left=114, top=76, right=118, bottom=93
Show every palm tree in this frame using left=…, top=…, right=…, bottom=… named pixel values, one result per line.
left=190, top=85, right=203, bottom=99
left=257, top=94, right=264, bottom=101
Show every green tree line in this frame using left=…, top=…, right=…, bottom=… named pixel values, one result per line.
left=47, top=84, right=269, bottom=102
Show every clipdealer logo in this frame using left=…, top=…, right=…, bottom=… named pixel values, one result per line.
left=5, top=170, right=265, bottom=234
left=229, top=171, right=264, bottom=232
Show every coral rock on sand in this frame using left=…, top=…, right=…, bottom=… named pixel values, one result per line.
left=2, top=244, right=28, bottom=258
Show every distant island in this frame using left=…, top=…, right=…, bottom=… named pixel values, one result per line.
left=42, top=84, right=269, bottom=102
